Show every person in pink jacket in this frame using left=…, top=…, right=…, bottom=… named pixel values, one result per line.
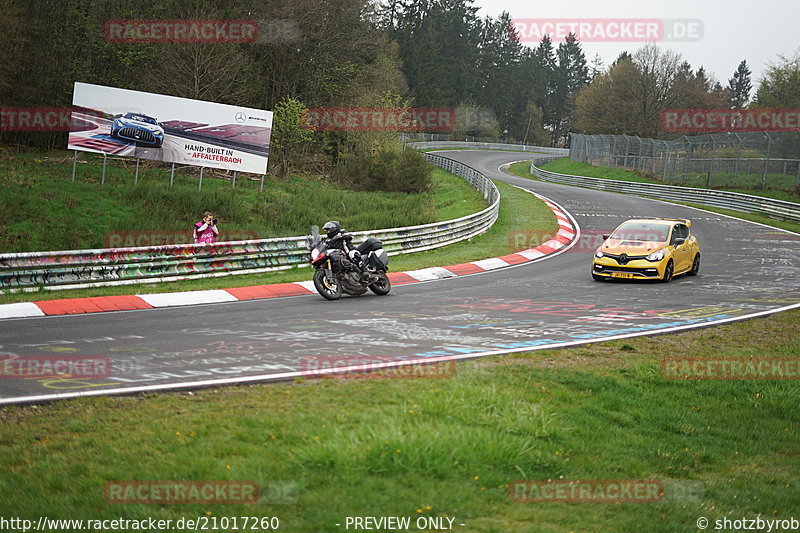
left=193, top=211, right=219, bottom=244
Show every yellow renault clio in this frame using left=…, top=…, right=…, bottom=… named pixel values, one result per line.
left=592, top=218, right=700, bottom=282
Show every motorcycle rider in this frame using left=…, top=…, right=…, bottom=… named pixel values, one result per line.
left=322, top=220, right=369, bottom=275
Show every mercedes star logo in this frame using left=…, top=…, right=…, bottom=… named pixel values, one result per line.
left=235, top=112, right=246, bottom=123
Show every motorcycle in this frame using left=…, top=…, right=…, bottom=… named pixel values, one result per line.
left=306, top=225, right=391, bottom=300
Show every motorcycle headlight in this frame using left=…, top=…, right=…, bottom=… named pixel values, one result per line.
left=311, top=249, right=320, bottom=261
left=646, top=249, right=665, bottom=262
left=595, top=248, right=604, bottom=258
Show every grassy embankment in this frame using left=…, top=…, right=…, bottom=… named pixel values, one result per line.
left=0, top=149, right=556, bottom=303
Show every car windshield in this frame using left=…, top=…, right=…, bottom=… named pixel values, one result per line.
left=609, top=222, right=670, bottom=243
left=125, top=113, right=157, bottom=124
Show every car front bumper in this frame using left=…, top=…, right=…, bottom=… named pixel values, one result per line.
left=592, top=256, right=667, bottom=279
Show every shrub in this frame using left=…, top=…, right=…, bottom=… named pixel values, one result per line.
left=334, top=148, right=432, bottom=194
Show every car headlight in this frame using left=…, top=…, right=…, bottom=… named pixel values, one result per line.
left=646, top=249, right=665, bottom=261
left=595, top=248, right=604, bottom=258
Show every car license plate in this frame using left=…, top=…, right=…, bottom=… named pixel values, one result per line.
left=612, top=272, right=635, bottom=279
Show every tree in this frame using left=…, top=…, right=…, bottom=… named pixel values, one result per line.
left=630, top=44, right=682, bottom=137
left=727, top=60, right=752, bottom=108
left=547, top=33, right=589, bottom=145
left=575, top=55, right=641, bottom=134
left=271, top=97, right=314, bottom=178
left=753, top=49, right=800, bottom=108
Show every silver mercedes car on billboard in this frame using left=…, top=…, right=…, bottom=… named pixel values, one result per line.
left=110, top=112, right=165, bottom=147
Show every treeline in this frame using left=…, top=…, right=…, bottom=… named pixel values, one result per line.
left=1, top=0, right=798, bottom=154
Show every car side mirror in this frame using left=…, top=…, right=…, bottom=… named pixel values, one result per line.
left=675, top=237, right=686, bottom=245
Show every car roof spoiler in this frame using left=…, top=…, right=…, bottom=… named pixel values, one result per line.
left=642, top=217, right=691, bottom=228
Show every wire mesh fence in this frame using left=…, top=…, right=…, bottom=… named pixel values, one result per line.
left=569, top=132, right=800, bottom=194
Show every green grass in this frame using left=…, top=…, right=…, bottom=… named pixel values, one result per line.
left=1, top=308, right=797, bottom=532
left=0, top=148, right=488, bottom=253
left=526, top=158, right=800, bottom=203
left=0, top=155, right=555, bottom=304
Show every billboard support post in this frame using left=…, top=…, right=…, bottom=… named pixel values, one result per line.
left=232, top=171, right=237, bottom=190
left=170, top=163, right=175, bottom=186
left=71, top=151, right=77, bottom=182
left=101, top=154, right=107, bottom=185
left=260, top=174, right=265, bottom=192
left=199, top=167, right=204, bottom=191
left=134, top=158, right=140, bottom=185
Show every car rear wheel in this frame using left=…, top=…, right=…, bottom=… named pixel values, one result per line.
left=688, top=254, right=700, bottom=276
left=661, top=260, right=674, bottom=283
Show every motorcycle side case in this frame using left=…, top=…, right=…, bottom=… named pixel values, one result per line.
left=368, top=249, right=389, bottom=270
left=357, top=237, right=383, bottom=254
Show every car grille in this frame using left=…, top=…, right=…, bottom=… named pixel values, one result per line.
left=119, top=128, right=155, bottom=144
left=604, top=253, right=647, bottom=265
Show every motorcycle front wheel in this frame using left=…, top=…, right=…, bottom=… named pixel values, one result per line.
left=313, top=270, right=343, bottom=300
left=369, top=272, right=391, bottom=295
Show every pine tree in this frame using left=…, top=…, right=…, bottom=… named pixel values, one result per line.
left=728, top=60, right=752, bottom=108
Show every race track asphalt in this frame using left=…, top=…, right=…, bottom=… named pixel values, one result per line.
left=2, top=150, right=798, bottom=404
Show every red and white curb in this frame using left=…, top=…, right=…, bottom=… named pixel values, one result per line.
left=0, top=193, right=576, bottom=319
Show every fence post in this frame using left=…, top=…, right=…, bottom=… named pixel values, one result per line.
left=101, top=154, right=107, bottom=185
left=682, top=136, right=691, bottom=185
left=134, top=158, right=140, bottom=185
left=232, top=171, right=237, bottom=190
left=762, top=132, right=772, bottom=190
left=623, top=135, right=630, bottom=169
left=708, top=137, right=717, bottom=187
left=170, top=163, right=175, bottom=186
left=71, top=151, right=77, bottom=182
left=637, top=136, right=644, bottom=171
left=796, top=158, right=800, bottom=191
left=199, top=167, right=204, bottom=191
left=733, top=133, right=741, bottom=187
left=260, top=174, right=265, bottom=192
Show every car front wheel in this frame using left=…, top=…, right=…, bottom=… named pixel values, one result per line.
left=661, top=260, right=674, bottom=283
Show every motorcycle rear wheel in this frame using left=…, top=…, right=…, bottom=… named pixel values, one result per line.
left=369, top=273, right=391, bottom=295
left=313, top=270, right=342, bottom=300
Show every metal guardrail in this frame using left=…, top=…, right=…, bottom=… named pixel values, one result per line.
left=0, top=153, right=499, bottom=290
left=409, top=141, right=569, bottom=155
left=529, top=157, right=800, bottom=224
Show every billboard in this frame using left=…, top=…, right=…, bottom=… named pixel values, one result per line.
left=68, top=82, right=272, bottom=174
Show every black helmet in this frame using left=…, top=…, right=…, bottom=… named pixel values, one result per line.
left=323, top=220, right=341, bottom=238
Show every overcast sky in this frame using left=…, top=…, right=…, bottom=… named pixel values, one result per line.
left=474, top=0, right=800, bottom=89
